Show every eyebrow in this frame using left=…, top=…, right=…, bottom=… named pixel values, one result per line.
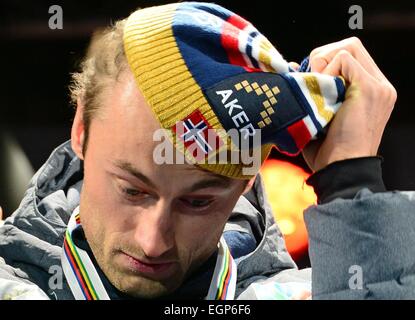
left=114, top=160, right=232, bottom=193
left=184, top=177, right=232, bottom=193
left=114, top=160, right=157, bottom=189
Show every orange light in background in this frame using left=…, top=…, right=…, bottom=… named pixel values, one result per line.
left=260, top=159, right=317, bottom=260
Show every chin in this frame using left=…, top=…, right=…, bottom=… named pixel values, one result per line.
left=119, top=278, right=176, bottom=299
left=109, top=269, right=181, bottom=299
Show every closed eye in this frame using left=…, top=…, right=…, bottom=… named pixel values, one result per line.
left=180, top=197, right=214, bottom=208
left=123, top=188, right=143, bottom=197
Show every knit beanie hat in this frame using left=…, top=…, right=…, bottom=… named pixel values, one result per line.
left=123, top=2, right=346, bottom=179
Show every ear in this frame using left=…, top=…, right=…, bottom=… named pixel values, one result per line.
left=71, top=98, right=86, bottom=160
left=242, top=175, right=257, bottom=195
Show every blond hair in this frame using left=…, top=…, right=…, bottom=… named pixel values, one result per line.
left=69, top=19, right=128, bottom=153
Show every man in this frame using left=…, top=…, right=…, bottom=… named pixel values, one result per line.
left=1, top=2, right=413, bottom=300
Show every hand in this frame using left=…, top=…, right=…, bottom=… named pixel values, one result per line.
left=0, top=206, right=2, bottom=220
left=300, top=37, right=397, bottom=172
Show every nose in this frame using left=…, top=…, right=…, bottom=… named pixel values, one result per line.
left=134, top=200, right=175, bottom=258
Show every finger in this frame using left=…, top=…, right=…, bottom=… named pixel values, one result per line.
left=309, top=56, right=328, bottom=73
left=321, top=49, right=378, bottom=85
left=324, top=49, right=398, bottom=113
left=0, top=206, right=3, bottom=220
left=289, top=61, right=300, bottom=71
left=310, top=37, right=386, bottom=82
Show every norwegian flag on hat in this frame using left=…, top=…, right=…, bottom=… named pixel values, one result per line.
left=173, top=109, right=224, bottom=161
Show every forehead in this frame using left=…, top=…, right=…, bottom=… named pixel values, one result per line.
left=88, top=69, right=243, bottom=192
left=100, top=69, right=161, bottom=134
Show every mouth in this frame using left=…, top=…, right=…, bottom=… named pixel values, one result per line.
left=120, top=252, right=176, bottom=279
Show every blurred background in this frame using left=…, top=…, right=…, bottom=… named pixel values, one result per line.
left=1, top=0, right=414, bottom=267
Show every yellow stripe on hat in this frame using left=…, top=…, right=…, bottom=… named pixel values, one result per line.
left=123, top=3, right=268, bottom=179
left=303, top=74, right=334, bottom=124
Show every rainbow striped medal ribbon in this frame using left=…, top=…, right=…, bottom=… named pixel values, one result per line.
left=62, top=207, right=237, bottom=300
left=61, top=207, right=110, bottom=300
left=205, top=237, right=237, bottom=300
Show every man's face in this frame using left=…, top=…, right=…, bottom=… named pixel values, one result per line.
left=75, top=70, right=247, bottom=298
